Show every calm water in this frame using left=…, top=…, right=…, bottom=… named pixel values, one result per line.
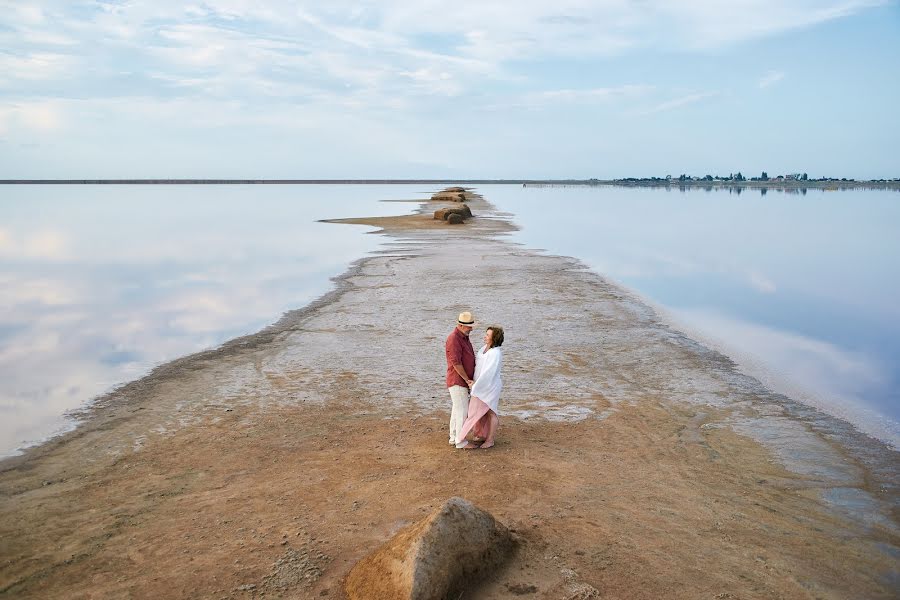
left=2, top=184, right=898, bottom=456
left=0, top=184, right=426, bottom=456
left=485, top=184, right=900, bottom=447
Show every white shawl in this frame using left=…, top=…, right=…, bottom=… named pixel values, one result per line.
left=471, top=345, right=503, bottom=413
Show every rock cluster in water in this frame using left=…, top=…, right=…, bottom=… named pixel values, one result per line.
left=430, top=187, right=475, bottom=225
left=344, top=497, right=514, bottom=600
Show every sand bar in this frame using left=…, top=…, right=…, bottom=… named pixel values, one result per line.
left=1, top=191, right=898, bottom=599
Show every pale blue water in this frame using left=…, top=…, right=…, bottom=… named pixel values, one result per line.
left=484, top=184, right=900, bottom=447
left=2, top=184, right=898, bottom=456
left=0, top=184, right=428, bottom=456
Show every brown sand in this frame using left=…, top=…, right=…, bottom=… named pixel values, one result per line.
left=1, top=191, right=897, bottom=599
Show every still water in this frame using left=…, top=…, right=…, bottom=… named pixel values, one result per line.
left=0, top=184, right=424, bottom=456
left=485, top=184, right=900, bottom=448
left=2, top=184, right=898, bottom=456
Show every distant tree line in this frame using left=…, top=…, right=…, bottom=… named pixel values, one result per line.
left=607, top=172, right=898, bottom=183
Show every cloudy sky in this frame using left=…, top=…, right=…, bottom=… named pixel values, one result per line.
left=1, top=0, right=898, bottom=179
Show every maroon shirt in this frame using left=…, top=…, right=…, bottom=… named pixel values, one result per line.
left=445, top=327, right=475, bottom=388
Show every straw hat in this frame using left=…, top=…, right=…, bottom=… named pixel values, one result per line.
left=457, top=311, right=475, bottom=326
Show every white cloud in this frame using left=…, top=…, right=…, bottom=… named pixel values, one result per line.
left=634, top=91, right=719, bottom=115
left=484, top=84, right=654, bottom=111
left=651, top=0, right=887, bottom=49
left=747, top=271, right=777, bottom=293
left=1, top=1, right=883, bottom=106
left=0, top=0, right=889, bottom=174
left=759, top=70, right=786, bottom=88
left=0, top=101, right=65, bottom=134
left=0, top=52, right=75, bottom=82
left=0, top=228, right=69, bottom=259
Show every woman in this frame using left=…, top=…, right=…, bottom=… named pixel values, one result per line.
left=457, top=326, right=504, bottom=449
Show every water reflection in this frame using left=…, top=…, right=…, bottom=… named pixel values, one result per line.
left=484, top=184, right=900, bottom=447
left=0, top=184, right=424, bottom=456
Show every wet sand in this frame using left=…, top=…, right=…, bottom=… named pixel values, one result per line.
left=1, top=191, right=898, bottom=599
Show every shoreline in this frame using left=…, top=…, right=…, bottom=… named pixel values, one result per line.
left=2, top=179, right=899, bottom=191
left=0, top=247, right=377, bottom=468
left=1, top=190, right=898, bottom=598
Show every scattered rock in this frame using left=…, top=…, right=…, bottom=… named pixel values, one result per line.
left=564, top=583, right=600, bottom=600
left=261, top=547, right=329, bottom=593
left=344, top=497, right=515, bottom=600
left=447, top=213, right=464, bottom=225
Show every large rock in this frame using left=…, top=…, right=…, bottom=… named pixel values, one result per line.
left=344, top=497, right=514, bottom=600
left=441, top=205, right=473, bottom=220
left=447, top=213, right=464, bottom=224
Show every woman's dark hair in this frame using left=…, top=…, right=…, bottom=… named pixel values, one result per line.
left=487, top=325, right=504, bottom=348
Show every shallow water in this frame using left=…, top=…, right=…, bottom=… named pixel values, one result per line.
left=483, top=184, right=900, bottom=448
left=0, top=184, right=429, bottom=456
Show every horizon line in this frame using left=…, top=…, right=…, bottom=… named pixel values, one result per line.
left=2, top=178, right=899, bottom=185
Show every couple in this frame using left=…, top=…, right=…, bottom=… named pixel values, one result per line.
left=445, top=311, right=504, bottom=450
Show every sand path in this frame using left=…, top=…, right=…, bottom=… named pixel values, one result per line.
left=1, top=192, right=897, bottom=599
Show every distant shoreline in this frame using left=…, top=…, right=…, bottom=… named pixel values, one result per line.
left=2, top=178, right=899, bottom=190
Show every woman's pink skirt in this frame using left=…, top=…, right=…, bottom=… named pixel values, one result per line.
left=457, top=395, right=495, bottom=443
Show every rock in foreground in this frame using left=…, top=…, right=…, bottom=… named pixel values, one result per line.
left=344, top=497, right=514, bottom=600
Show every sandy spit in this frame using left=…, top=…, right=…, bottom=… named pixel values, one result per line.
left=1, top=191, right=898, bottom=599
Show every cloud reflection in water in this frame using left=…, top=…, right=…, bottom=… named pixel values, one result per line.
left=0, top=184, right=422, bottom=456
left=485, top=184, right=900, bottom=447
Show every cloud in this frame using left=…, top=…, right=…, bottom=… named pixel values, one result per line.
left=0, top=52, right=76, bottom=82
left=653, top=0, right=888, bottom=49
left=530, top=85, right=654, bottom=104
left=485, top=84, right=655, bottom=111
left=0, top=228, right=69, bottom=259
left=633, top=91, right=719, bottom=115
left=747, top=271, right=777, bottom=293
left=0, top=1, right=889, bottom=175
left=0, top=101, right=65, bottom=134
left=759, top=70, right=786, bottom=88
left=1, top=1, right=884, bottom=107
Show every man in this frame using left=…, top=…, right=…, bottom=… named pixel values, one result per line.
left=446, top=311, right=476, bottom=449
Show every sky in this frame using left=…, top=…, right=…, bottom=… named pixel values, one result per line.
left=1, top=0, right=898, bottom=179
